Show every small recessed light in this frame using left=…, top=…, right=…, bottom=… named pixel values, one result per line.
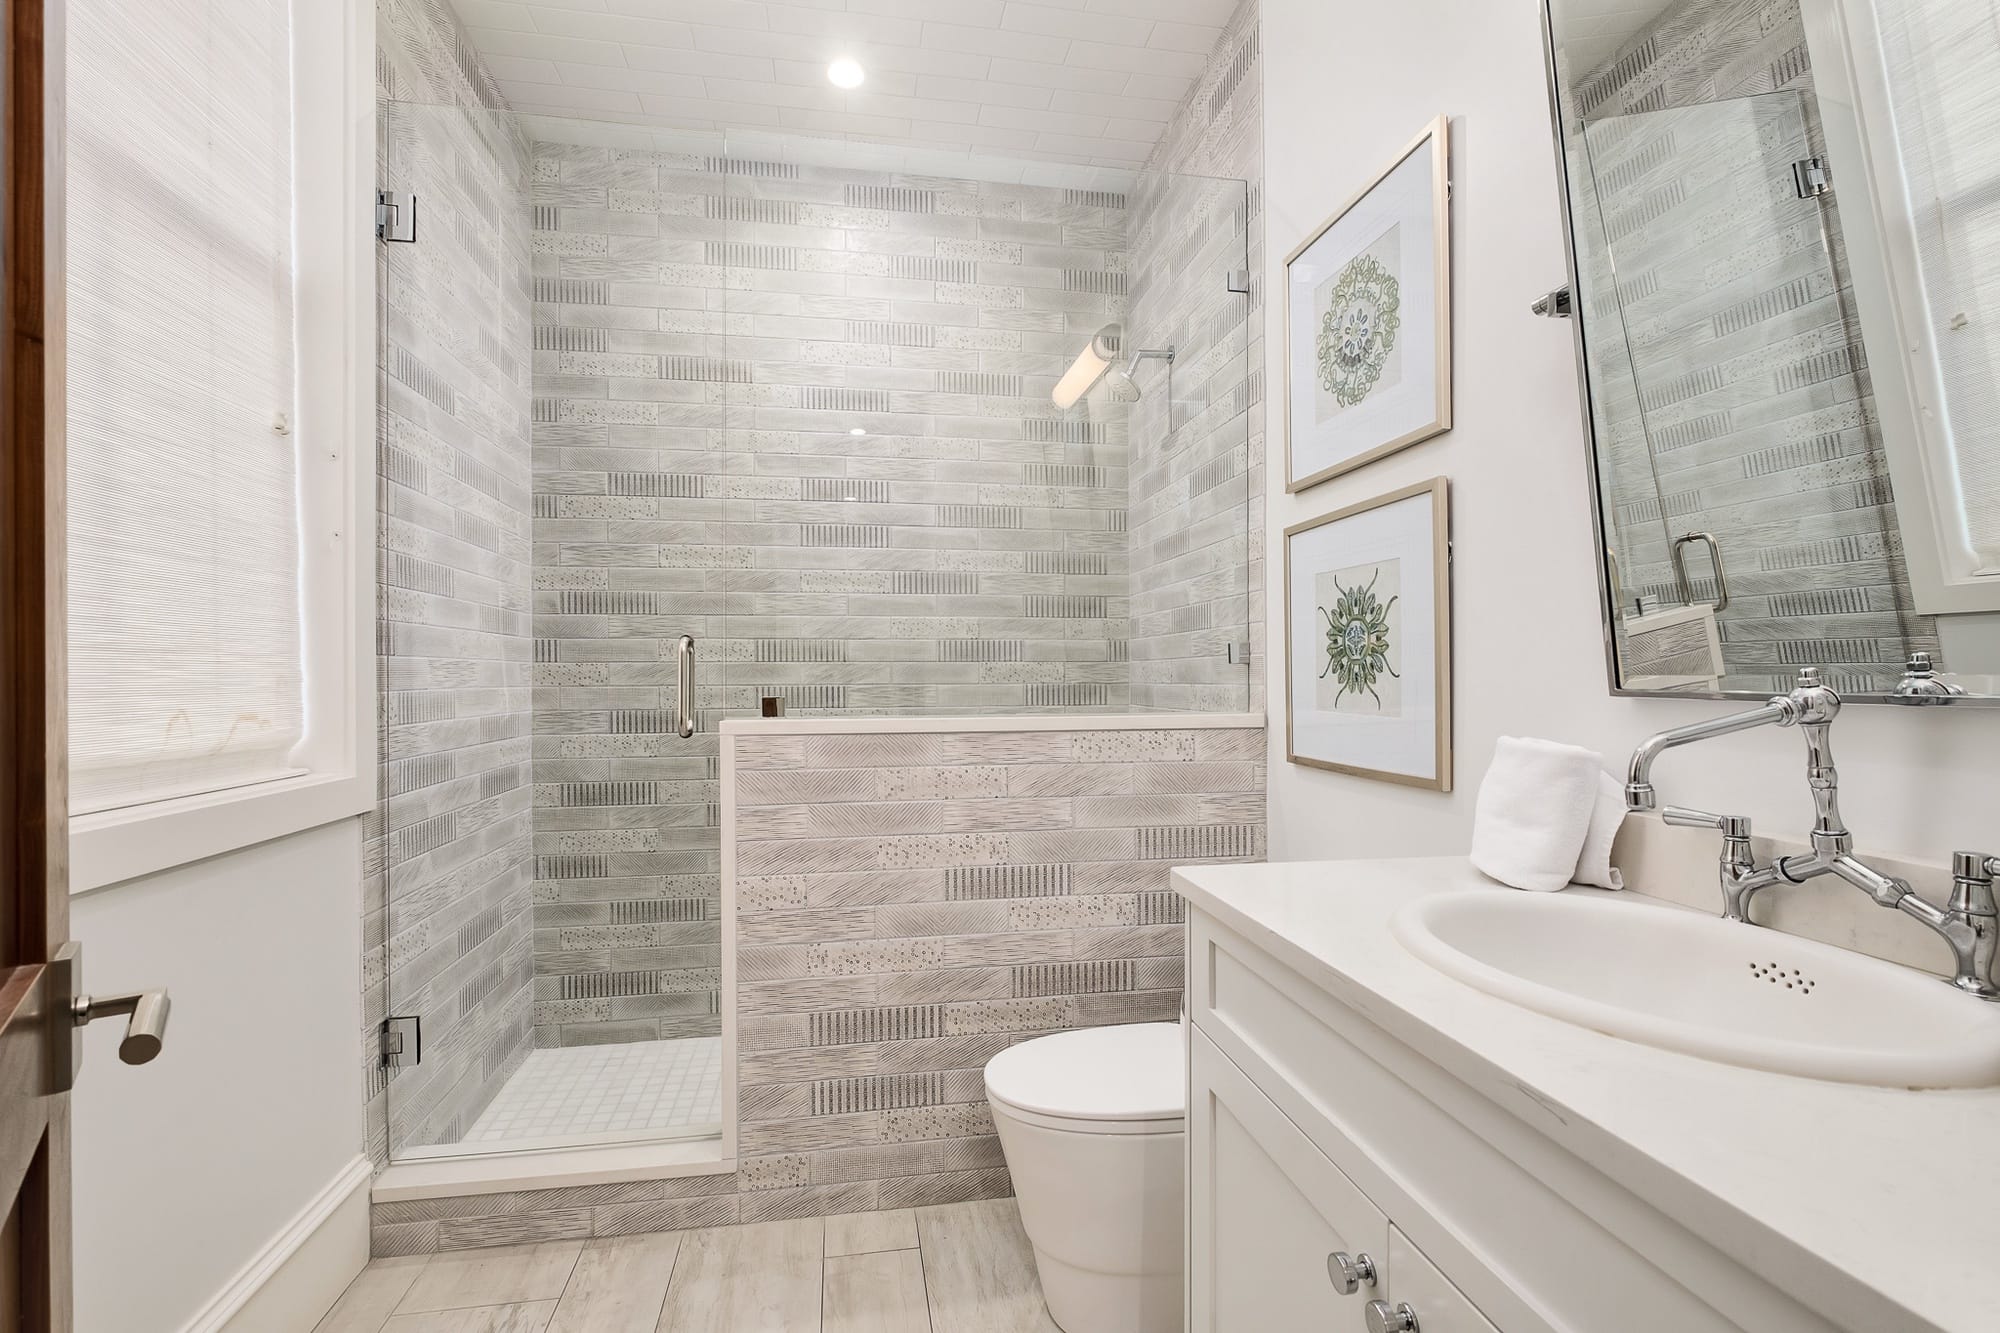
left=849, top=426, right=867, bottom=436
left=828, top=59, right=865, bottom=89
left=843, top=495, right=859, bottom=502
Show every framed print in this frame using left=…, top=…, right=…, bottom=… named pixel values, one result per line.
left=1284, top=116, right=1452, bottom=492
left=1285, top=478, right=1452, bottom=790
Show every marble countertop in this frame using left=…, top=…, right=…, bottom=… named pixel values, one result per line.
left=1172, top=857, right=1997, bottom=1333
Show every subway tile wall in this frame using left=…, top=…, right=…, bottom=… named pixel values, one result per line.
left=1569, top=0, right=1937, bottom=691
left=369, top=723, right=1265, bottom=1256
left=526, top=142, right=1159, bottom=1048
left=1129, top=0, right=1265, bottom=714
left=370, top=0, right=538, bottom=1163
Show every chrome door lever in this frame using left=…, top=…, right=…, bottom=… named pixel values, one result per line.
left=74, top=990, right=170, bottom=1065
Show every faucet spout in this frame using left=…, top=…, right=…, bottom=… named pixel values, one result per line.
left=1625, top=698, right=1793, bottom=811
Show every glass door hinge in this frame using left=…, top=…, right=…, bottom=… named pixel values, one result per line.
left=1227, top=642, right=1253, bottom=665
left=1792, top=157, right=1831, bottom=199
left=382, top=1015, right=422, bottom=1067
left=376, top=190, right=418, bottom=243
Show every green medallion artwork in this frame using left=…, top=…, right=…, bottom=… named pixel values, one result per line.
left=1313, top=224, right=1405, bottom=424
left=1316, top=559, right=1403, bottom=716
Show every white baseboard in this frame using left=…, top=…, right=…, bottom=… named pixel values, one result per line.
left=181, top=1156, right=373, bottom=1333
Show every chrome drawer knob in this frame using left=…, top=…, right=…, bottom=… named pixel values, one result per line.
left=1326, top=1250, right=1377, bottom=1295
left=1365, top=1300, right=1420, bottom=1333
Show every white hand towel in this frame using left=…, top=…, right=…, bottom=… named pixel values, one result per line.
left=1572, top=771, right=1627, bottom=890
left=1469, top=737, right=1602, bottom=893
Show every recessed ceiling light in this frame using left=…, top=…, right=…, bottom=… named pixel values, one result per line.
left=827, top=59, right=865, bottom=89
left=849, top=426, right=867, bottom=436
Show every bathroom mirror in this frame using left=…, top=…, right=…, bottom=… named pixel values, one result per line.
left=1542, top=0, right=2000, bottom=703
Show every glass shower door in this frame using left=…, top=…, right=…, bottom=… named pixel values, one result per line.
left=378, top=103, right=726, bottom=1162
left=1576, top=91, right=1926, bottom=692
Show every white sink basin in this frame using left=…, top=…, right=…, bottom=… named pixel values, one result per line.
left=1393, top=890, right=2000, bottom=1088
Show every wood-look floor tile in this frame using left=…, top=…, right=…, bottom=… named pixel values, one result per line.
left=654, top=1218, right=823, bottom=1333
left=824, top=1249, right=931, bottom=1333
left=382, top=1301, right=556, bottom=1333
left=825, top=1208, right=919, bottom=1257
left=315, top=1257, right=428, bottom=1333
left=397, top=1242, right=583, bottom=1314
left=547, top=1233, right=682, bottom=1333
left=916, top=1199, right=1058, bottom=1333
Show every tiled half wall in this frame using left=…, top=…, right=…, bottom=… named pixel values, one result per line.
left=368, top=717, right=1263, bottom=1256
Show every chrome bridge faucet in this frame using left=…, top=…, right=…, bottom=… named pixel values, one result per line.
left=1625, top=667, right=2000, bottom=1000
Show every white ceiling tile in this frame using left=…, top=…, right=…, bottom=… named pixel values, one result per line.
left=1048, top=88, right=1177, bottom=120
left=529, top=9, right=692, bottom=48
left=455, top=3, right=534, bottom=33
left=453, top=0, right=1242, bottom=168
left=622, top=43, right=775, bottom=82
left=470, top=25, right=628, bottom=67
left=496, top=79, right=644, bottom=113
left=599, top=0, right=769, bottom=25
left=914, top=74, right=1052, bottom=110
left=763, top=5, right=927, bottom=47
left=921, top=21, right=1070, bottom=64
left=850, top=0, right=1006, bottom=23
left=978, top=104, right=1108, bottom=137
left=482, top=53, right=562, bottom=83
left=985, top=56, right=1129, bottom=94
left=998, top=2, right=1143, bottom=45
left=1063, top=39, right=1204, bottom=77
left=690, top=25, right=830, bottom=62
left=1119, top=71, right=1194, bottom=102
left=1146, top=21, right=1223, bottom=53
left=1082, top=0, right=1232, bottom=24
left=860, top=44, right=992, bottom=80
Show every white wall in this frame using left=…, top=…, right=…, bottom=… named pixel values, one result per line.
left=1262, top=0, right=2000, bottom=868
left=71, top=820, right=366, bottom=1332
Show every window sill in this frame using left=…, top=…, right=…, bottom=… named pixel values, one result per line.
left=70, top=768, right=374, bottom=894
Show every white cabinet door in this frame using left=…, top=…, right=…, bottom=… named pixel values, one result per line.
left=1189, top=1026, right=1391, bottom=1333
left=1385, top=1225, right=1502, bottom=1333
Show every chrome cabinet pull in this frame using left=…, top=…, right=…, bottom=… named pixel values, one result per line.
left=674, top=634, right=696, bottom=738
left=1326, top=1251, right=1377, bottom=1295
left=1365, top=1300, right=1420, bottom=1333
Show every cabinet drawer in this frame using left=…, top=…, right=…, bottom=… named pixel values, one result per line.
left=1188, top=1026, right=1390, bottom=1333
left=1388, top=1225, right=1501, bottom=1333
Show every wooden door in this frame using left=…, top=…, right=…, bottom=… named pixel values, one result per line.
left=1188, top=1028, right=1391, bottom=1333
left=0, top=0, right=67, bottom=1329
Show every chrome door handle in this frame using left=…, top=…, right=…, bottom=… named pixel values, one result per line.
left=1670, top=531, right=1730, bottom=612
left=675, top=635, right=696, bottom=738
left=74, top=990, right=170, bottom=1065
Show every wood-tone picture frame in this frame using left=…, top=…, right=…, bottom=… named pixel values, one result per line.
left=1284, top=478, right=1453, bottom=790
left=1283, top=115, right=1453, bottom=493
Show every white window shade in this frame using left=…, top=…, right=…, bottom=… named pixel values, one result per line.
left=68, top=0, right=302, bottom=815
left=1874, top=0, right=2000, bottom=573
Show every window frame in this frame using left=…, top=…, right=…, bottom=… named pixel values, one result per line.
left=69, top=0, right=377, bottom=893
left=1802, top=0, right=2000, bottom=615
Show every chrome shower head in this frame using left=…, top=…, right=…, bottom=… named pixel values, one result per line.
left=1109, top=345, right=1174, bottom=401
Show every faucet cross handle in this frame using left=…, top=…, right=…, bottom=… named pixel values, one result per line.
left=1662, top=806, right=1751, bottom=840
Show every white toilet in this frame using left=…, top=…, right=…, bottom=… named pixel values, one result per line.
left=984, top=1022, right=1185, bottom=1333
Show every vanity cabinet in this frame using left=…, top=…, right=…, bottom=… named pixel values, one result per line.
left=1184, top=905, right=1851, bottom=1333
left=1190, top=1025, right=1494, bottom=1332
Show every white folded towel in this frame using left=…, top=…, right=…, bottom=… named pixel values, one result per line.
left=1573, top=771, right=1627, bottom=891
left=1470, top=737, right=1626, bottom=893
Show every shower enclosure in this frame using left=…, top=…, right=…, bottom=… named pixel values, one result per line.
left=374, top=101, right=1254, bottom=1164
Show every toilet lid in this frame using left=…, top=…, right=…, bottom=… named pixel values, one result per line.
left=984, top=1022, right=1184, bottom=1123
